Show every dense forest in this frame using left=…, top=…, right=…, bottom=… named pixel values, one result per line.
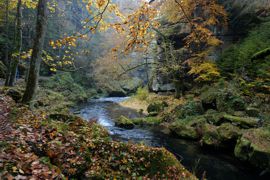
left=0, top=0, right=269, bottom=179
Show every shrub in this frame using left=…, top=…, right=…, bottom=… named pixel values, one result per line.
left=218, top=22, right=270, bottom=92
left=134, top=87, right=149, bottom=101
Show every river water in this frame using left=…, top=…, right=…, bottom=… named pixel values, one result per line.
left=77, top=97, right=268, bottom=180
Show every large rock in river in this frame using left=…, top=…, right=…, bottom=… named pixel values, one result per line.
left=234, top=128, right=270, bottom=170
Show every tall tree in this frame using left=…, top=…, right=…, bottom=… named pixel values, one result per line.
left=7, top=0, right=22, bottom=86
left=4, top=0, right=9, bottom=66
left=22, top=0, right=47, bottom=104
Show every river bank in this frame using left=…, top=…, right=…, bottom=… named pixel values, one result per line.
left=0, top=84, right=196, bottom=179
left=76, top=97, right=269, bottom=180
left=117, top=83, right=270, bottom=179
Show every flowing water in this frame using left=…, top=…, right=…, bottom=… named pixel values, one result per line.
left=77, top=97, right=269, bottom=180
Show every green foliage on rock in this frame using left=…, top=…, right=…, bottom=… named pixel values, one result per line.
left=147, top=101, right=168, bottom=115
left=115, top=115, right=135, bottom=129
left=134, top=87, right=149, bottom=101
left=174, top=100, right=204, bottom=119
left=40, top=73, right=87, bottom=104
left=170, top=116, right=206, bottom=140
left=200, top=82, right=246, bottom=113
left=133, top=117, right=162, bottom=126
left=234, top=128, right=270, bottom=170
left=218, top=22, right=270, bottom=92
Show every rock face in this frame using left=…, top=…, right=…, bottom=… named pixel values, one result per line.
left=234, top=128, right=270, bottom=170
left=150, top=0, right=270, bottom=93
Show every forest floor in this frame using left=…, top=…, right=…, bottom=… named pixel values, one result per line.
left=0, top=86, right=197, bottom=179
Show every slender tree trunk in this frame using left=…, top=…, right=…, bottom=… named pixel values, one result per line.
left=8, top=0, right=22, bottom=86
left=4, top=0, right=10, bottom=86
left=22, top=0, right=47, bottom=104
left=4, top=0, right=9, bottom=66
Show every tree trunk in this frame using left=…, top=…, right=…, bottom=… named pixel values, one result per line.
left=7, top=0, right=22, bottom=86
left=22, top=0, right=47, bottom=104
left=4, top=0, right=9, bottom=66
left=4, top=0, right=10, bottom=86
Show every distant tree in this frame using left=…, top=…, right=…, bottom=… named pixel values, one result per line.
left=158, top=0, right=227, bottom=97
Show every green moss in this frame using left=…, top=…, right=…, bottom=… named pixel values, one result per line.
left=218, top=22, right=270, bottom=92
left=234, top=128, right=270, bottom=170
left=200, top=82, right=246, bottom=113
left=134, top=87, right=149, bottom=101
left=174, top=100, right=204, bottom=119
left=133, top=117, right=162, bottom=126
left=115, top=116, right=135, bottom=129
left=147, top=101, right=168, bottom=115
left=169, top=116, right=206, bottom=140
left=204, top=111, right=226, bottom=125
left=40, top=72, right=87, bottom=104
left=223, top=114, right=259, bottom=128
left=201, top=124, right=221, bottom=146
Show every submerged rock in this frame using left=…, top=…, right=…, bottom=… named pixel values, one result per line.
left=234, top=128, right=270, bottom=170
left=115, top=115, right=135, bottom=129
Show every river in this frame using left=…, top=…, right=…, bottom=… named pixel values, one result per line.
left=76, top=97, right=268, bottom=180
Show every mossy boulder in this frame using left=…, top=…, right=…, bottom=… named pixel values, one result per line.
left=133, top=117, right=162, bottom=126
left=115, top=116, right=135, bottom=129
left=234, top=128, right=270, bottom=170
left=202, top=123, right=242, bottom=147
left=201, top=124, right=220, bottom=146
left=174, top=100, right=204, bottom=119
left=200, top=84, right=246, bottom=113
left=147, top=101, right=168, bottom=115
left=245, top=107, right=260, bottom=117
left=6, top=88, right=22, bottom=103
left=40, top=73, right=87, bottom=104
left=223, top=114, right=260, bottom=129
left=217, top=123, right=242, bottom=141
left=204, top=110, right=226, bottom=125
left=169, top=116, right=206, bottom=140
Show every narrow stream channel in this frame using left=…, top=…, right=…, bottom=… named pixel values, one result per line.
left=77, top=97, right=268, bottom=180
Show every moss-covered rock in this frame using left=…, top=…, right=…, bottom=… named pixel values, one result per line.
left=40, top=73, right=87, bottom=104
left=245, top=107, right=260, bottom=117
left=6, top=88, right=22, bottom=103
left=204, top=110, right=226, bottom=125
left=133, top=117, right=162, bottom=126
left=201, top=124, right=220, bottom=146
left=169, top=116, right=206, bottom=140
left=217, top=123, right=242, bottom=141
left=147, top=101, right=168, bottom=115
left=223, top=114, right=259, bottom=128
left=200, top=84, right=246, bottom=113
left=234, top=128, right=270, bottom=170
left=115, top=116, right=135, bottom=129
left=174, top=100, right=204, bottom=119
left=201, top=123, right=242, bottom=147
